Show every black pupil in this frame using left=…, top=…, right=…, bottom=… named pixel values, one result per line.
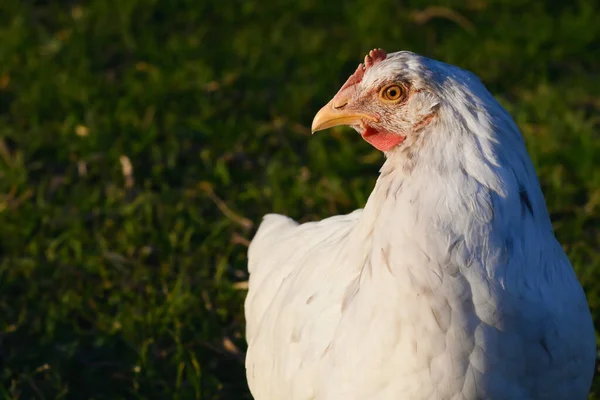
left=389, top=88, right=397, bottom=97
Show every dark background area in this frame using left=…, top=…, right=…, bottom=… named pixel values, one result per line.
left=0, top=0, right=599, bottom=398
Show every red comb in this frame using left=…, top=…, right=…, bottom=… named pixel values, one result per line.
left=364, top=48, right=387, bottom=68
left=339, top=48, right=387, bottom=91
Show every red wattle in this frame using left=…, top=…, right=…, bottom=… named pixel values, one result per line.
left=361, top=127, right=406, bottom=151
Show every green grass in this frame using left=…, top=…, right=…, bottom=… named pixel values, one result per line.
left=0, top=0, right=599, bottom=398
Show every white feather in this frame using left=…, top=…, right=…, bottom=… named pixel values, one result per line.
left=245, top=51, right=595, bottom=400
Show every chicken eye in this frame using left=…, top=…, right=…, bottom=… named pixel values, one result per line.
left=380, top=84, right=404, bottom=102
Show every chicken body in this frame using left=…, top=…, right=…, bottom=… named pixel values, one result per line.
left=244, top=50, right=595, bottom=400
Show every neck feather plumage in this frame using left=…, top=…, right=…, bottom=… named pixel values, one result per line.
left=353, top=111, right=555, bottom=284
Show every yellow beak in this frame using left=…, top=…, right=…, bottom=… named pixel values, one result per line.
left=311, top=98, right=377, bottom=134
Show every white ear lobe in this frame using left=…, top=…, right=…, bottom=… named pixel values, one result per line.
left=407, top=91, right=439, bottom=123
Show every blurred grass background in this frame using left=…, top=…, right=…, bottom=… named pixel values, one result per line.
left=0, top=0, right=599, bottom=398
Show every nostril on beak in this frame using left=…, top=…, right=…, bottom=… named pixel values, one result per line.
left=333, top=101, right=348, bottom=110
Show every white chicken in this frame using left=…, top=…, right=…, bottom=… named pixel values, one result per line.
left=244, top=49, right=596, bottom=399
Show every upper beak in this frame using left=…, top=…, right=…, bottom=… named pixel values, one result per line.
left=311, top=98, right=377, bottom=134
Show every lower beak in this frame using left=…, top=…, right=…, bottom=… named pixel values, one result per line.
left=311, top=99, right=377, bottom=133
